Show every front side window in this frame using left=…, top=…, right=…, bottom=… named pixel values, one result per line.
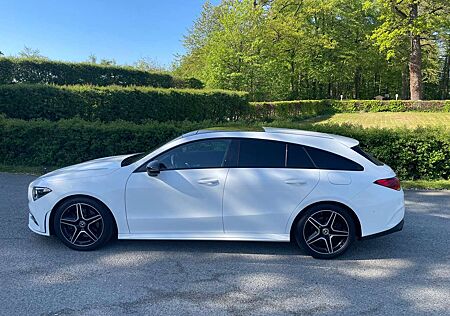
left=157, top=139, right=232, bottom=170
left=238, top=139, right=285, bottom=168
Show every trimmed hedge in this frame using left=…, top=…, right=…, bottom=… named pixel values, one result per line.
left=0, top=84, right=248, bottom=122
left=266, top=122, right=450, bottom=181
left=332, top=100, right=450, bottom=112
left=0, top=117, right=208, bottom=167
left=0, top=57, right=203, bottom=89
left=249, top=100, right=332, bottom=120
left=0, top=117, right=448, bottom=180
left=250, top=99, right=450, bottom=120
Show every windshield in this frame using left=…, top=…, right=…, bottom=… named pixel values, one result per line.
left=121, top=153, right=146, bottom=167
left=120, top=135, right=183, bottom=167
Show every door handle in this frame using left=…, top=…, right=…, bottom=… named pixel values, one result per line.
left=284, top=179, right=307, bottom=185
left=197, top=179, right=220, bottom=186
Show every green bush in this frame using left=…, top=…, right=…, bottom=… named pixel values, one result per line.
left=0, top=117, right=448, bottom=180
left=249, top=100, right=333, bottom=120
left=0, top=117, right=209, bottom=167
left=249, top=100, right=450, bottom=120
left=0, top=84, right=249, bottom=122
left=263, top=121, right=450, bottom=180
left=0, top=57, right=202, bottom=89
left=332, top=100, right=449, bottom=112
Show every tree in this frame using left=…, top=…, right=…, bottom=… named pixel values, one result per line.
left=18, top=46, right=47, bottom=59
left=371, top=0, right=450, bottom=100
left=86, top=54, right=97, bottom=64
left=134, top=57, right=166, bottom=72
left=175, top=0, right=450, bottom=100
left=99, top=58, right=116, bottom=66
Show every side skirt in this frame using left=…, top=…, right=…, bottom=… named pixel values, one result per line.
left=118, top=233, right=290, bottom=242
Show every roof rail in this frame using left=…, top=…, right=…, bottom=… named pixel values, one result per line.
left=262, top=127, right=333, bottom=139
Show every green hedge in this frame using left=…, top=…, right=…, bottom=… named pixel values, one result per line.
left=0, top=117, right=448, bottom=180
left=249, top=100, right=333, bottom=120
left=0, top=57, right=203, bottom=89
left=266, top=122, right=450, bottom=180
left=250, top=99, right=450, bottom=120
left=332, top=100, right=450, bottom=112
left=0, top=84, right=248, bottom=122
left=0, top=117, right=208, bottom=167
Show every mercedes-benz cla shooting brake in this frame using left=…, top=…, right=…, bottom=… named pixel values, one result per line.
left=28, top=128, right=404, bottom=259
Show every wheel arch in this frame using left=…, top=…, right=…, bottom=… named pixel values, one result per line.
left=289, top=201, right=362, bottom=240
left=49, top=194, right=118, bottom=237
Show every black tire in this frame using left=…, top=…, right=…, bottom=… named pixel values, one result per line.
left=294, top=204, right=356, bottom=259
left=53, top=197, right=114, bottom=251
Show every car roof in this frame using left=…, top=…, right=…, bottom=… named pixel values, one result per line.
left=181, top=127, right=359, bottom=148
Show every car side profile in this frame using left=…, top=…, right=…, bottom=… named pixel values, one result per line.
left=28, top=127, right=405, bottom=259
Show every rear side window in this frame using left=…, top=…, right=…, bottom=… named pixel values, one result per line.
left=287, top=144, right=315, bottom=169
left=238, top=139, right=285, bottom=167
left=304, top=146, right=364, bottom=171
left=352, top=146, right=384, bottom=166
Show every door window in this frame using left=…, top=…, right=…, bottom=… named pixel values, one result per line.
left=286, top=144, right=315, bottom=169
left=156, top=139, right=232, bottom=170
left=238, top=139, right=285, bottom=168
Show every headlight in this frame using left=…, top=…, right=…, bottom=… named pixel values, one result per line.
left=32, top=187, right=52, bottom=201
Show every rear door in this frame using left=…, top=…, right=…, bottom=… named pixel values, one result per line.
left=222, top=139, right=320, bottom=234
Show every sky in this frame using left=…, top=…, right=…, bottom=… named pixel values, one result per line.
left=0, top=0, right=219, bottom=67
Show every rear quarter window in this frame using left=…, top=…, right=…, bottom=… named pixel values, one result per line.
left=304, top=146, right=364, bottom=171
left=351, top=146, right=384, bottom=166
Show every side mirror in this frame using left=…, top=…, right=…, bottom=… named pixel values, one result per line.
left=146, top=160, right=161, bottom=177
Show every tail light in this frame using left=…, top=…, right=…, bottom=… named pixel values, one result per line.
left=374, top=177, right=401, bottom=191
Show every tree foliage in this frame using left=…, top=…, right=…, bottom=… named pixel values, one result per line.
left=175, top=0, right=450, bottom=101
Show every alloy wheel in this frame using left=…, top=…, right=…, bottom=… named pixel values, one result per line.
left=59, top=203, right=104, bottom=247
left=302, top=210, right=350, bottom=255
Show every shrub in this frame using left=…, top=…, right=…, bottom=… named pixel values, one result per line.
left=248, top=99, right=449, bottom=121
left=0, top=57, right=202, bottom=89
left=0, top=117, right=210, bottom=167
left=0, top=84, right=249, bottom=122
left=249, top=100, right=333, bottom=120
left=263, top=121, right=450, bottom=180
left=332, top=100, right=449, bottom=112
left=0, top=117, right=448, bottom=180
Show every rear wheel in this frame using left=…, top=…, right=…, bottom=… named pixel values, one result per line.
left=294, top=204, right=355, bottom=259
left=53, top=197, right=114, bottom=251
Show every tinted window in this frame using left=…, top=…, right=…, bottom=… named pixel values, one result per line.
left=238, top=139, right=285, bottom=168
left=157, top=139, right=231, bottom=170
left=352, top=146, right=384, bottom=166
left=287, top=144, right=316, bottom=169
left=304, top=146, right=363, bottom=171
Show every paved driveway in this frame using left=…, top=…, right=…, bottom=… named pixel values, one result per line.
left=0, top=172, right=449, bottom=315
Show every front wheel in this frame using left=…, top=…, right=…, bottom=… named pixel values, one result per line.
left=294, top=204, right=355, bottom=259
left=53, top=197, right=114, bottom=251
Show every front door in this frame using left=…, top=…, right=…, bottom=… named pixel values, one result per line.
left=125, top=138, right=232, bottom=234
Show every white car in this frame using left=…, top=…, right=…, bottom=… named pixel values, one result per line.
left=28, top=127, right=404, bottom=259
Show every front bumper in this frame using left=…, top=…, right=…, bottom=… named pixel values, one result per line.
left=28, top=211, right=49, bottom=236
left=360, top=219, right=404, bottom=240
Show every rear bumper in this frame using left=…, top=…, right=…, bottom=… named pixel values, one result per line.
left=360, top=219, right=404, bottom=240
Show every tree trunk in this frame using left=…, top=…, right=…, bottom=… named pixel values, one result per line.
left=441, top=50, right=450, bottom=100
left=408, top=4, right=423, bottom=100
left=401, top=64, right=409, bottom=99
left=354, top=67, right=361, bottom=99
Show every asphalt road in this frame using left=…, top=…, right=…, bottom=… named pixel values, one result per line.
left=0, top=172, right=449, bottom=316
